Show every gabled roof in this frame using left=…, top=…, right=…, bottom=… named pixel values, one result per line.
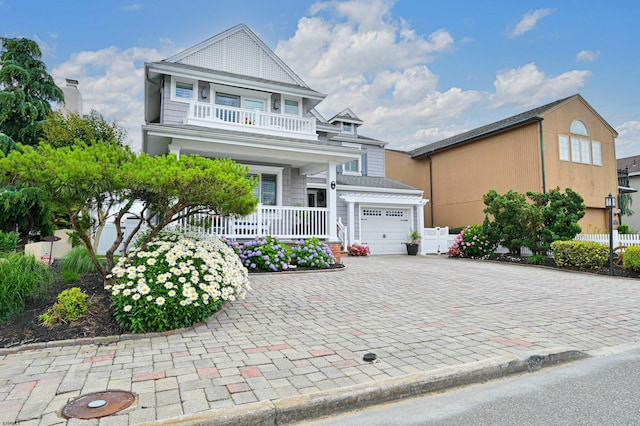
left=410, top=94, right=617, bottom=158
left=410, top=96, right=573, bottom=158
left=328, top=108, right=364, bottom=126
left=164, top=23, right=309, bottom=88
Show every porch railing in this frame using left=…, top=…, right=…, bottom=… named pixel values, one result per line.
left=175, top=205, right=329, bottom=240
left=185, top=102, right=317, bottom=140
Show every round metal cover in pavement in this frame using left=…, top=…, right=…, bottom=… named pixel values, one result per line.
left=62, top=390, right=136, bottom=419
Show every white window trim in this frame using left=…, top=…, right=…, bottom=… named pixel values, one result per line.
left=342, top=159, right=361, bottom=176
left=170, top=76, right=197, bottom=103
left=247, top=165, right=283, bottom=206
left=341, top=142, right=362, bottom=176
left=342, top=122, right=355, bottom=134
left=242, top=97, right=266, bottom=111
left=209, top=83, right=270, bottom=113
left=283, top=97, right=302, bottom=116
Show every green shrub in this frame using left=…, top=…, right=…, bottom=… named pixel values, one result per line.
left=291, top=237, right=336, bottom=268
left=0, top=253, right=54, bottom=322
left=550, top=240, right=609, bottom=269
left=623, top=246, right=640, bottom=272
left=39, top=287, right=91, bottom=326
left=617, top=224, right=631, bottom=234
left=61, top=247, right=104, bottom=275
left=0, top=231, right=20, bottom=253
left=448, top=225, right=494, bottom=258
left=108, top=231, right=251, bottom=333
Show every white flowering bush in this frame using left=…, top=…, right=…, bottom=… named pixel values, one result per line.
left=107, top=231, right=251, bottom=333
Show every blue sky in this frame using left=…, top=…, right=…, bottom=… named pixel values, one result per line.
left=1, top=0, right=638, bottom=158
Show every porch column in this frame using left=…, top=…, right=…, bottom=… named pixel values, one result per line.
left=418, top=199, right=427, bottom=255
left=347, top=201, right=355, bottom=246
left=327, top=161, right=338, bottom=242
left=168, top=142, right=182, bottom=159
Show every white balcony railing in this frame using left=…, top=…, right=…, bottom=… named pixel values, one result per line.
left=185, top=102, right=317, bottom=140
left=174, top=204, right=329, bottom=240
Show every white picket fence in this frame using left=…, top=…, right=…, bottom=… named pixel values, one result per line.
left=574, top=231, right=640, bottom=249
left=422, top=228, right=640, bottom=256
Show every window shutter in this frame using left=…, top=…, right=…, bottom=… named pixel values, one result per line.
left=361, top=149, right=368, bottom=175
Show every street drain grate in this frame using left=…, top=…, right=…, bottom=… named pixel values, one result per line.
left=62, top=390, right=136, bottom=419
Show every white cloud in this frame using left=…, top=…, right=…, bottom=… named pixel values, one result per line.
left=51, top=45, right=173, bottom=151
left=276, top=0, right=471, bottom=149
left=508, top=8, right=554, bottom=38
left=616, top=121, right=640, bottom=158
left=577, top=49, right=600, bottom=63
left=121, top=4, right=142, bottom=11
left=490, top=63, right=591, bottom=108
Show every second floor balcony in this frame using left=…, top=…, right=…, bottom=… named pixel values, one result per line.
left=185, top=102, right=318, bottom=141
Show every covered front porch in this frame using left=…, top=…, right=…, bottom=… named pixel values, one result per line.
left=142, top=124, right=362, bottom=244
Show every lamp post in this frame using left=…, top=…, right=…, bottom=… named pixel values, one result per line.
left=605, top=193, right=616, bottom=276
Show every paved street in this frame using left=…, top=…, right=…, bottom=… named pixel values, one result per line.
left=2, top=255, right=640, bottom=425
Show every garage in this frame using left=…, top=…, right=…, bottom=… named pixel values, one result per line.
left=360, top=208, right=411, bottom=255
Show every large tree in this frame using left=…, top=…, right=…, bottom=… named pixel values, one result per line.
left=0, top=37, right=64, bottom=146
left=0, top=142, right=257, bottom=278
left=42, top=110, right=126, bottom=148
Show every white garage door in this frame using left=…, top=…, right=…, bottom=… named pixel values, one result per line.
left=360, top=208, right=411, bottom=255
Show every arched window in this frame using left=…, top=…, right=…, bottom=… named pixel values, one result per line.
left=570, top=120, right=589, bottom=136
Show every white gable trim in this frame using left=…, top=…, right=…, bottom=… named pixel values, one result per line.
left=165, top=24, right=309, bottom=88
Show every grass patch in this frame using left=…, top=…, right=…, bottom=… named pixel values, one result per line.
left=61, top=247, right=104, bottom=275
left=0, top=253, right=54, bottom=322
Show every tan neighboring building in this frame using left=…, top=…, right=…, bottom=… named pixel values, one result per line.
left=386, top=94, right=619, bottom=231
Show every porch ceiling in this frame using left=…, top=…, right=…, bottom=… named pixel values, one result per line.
left=142, top=124, right=361, bottom=175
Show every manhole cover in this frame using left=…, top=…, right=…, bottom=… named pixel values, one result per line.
left=62, top=390, right=136, bottom=419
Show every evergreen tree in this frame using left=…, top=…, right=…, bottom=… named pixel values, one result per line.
left=0, top=37, right=64, bottom=146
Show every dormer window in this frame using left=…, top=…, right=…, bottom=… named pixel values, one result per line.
left=343, top=123, right=353, bottom=133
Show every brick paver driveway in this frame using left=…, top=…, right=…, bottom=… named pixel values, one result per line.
left=2, top=255, right=639, bottom=424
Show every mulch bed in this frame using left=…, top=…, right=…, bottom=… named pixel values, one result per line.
left=0, top=272, right=126, bottom=349
left=489, top=253, right=640, bottom=279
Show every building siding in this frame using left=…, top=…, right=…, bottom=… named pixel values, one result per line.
left=162, top=81, right=189, bottom=125
left=385, top=150, right=431, bottom=225
left=429, top=122, right=542, bottom=228
left=365, top=145, right=386, bottom=177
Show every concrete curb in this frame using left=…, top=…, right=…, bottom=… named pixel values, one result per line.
left=139, top=347, right=588, bottom=426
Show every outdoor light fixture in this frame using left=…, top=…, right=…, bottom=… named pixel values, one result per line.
left=273, top=98, right=280, bottom=110
left=330, top=181, right=336, bottom=190
left=605, top=193, right=616, bottom=276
